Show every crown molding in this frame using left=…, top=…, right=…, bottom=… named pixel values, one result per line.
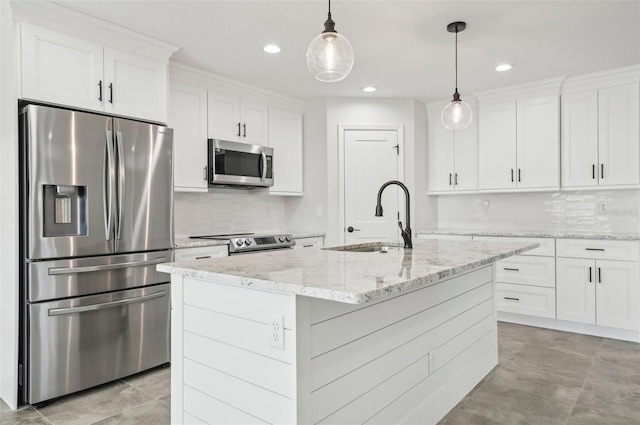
left=474, top=76, right=565, bottom=103
left=10, top=0, right=179, bottom=61
left=562, top=64, right=640, bottom=93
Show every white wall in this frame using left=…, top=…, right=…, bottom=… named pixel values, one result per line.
left=174, top=190, right=287, bottom=237
left=0, top=2, right=19, bottom=409
left=284, top=99, right=328, bottom=234
left=435, top=189, right=640, bottom=233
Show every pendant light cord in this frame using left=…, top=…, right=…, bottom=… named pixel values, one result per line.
left=328, top=0, right=331, bottom=19
left=455, top=26, right=458, bottom=93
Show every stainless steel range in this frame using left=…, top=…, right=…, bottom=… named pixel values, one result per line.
left=190, top=233, right=295, bottom=255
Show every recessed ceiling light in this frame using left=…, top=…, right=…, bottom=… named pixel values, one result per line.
left=264, top=44, right=281, bottom=54
left=496, top=64, right=513, bottom=72
left=361, top=86, right=378, bottom=93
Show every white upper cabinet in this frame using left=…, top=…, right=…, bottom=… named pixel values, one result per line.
left=478, top=88, right=560, bottom=191
left=478, top=102, right=517, bottom=190
left=20, top=23, right=168, bottom=123
left=561, top=67, right=639, bottom=189
left=169, top=81, right=208, bottom=192
left=427, top=105, right=478, bottom=193
left=208, top=91, right=268, bottom=145
left=268, top=107, right=303, bottom=195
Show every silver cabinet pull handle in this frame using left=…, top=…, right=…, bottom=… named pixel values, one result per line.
left=49, top=257, right=166, bottom=275
left=203, top=166, right=208, bottom=181
left=49, top=290, right=166, bottom=316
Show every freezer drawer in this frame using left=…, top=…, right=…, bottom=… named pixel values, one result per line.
left=26, top=284, right=170, bottom=404
left=28, top=251, right=172, bottom=302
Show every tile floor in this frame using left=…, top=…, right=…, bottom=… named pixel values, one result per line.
left=1, top=323, right=639, bottom=424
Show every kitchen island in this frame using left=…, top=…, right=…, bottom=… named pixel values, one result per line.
left=159, top=239, right=537, bottom=425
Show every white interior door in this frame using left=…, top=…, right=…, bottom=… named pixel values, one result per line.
left=344, top=129, right=400, bottom=244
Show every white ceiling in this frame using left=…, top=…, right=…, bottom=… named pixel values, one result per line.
left=52, top=0, right=640, bottom=103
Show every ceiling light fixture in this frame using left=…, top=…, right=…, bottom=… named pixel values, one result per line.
left=264, top=44, right=281, bottom=54
left=361, top=86, right=378, bottom=93
left=306, top=0, right=354, bottom=82
left=496, top=63, right=513, bottom=72
left=441, top=21, right=472, bottom=131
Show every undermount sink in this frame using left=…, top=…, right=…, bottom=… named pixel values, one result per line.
left=323, top=242, right=404, bottom=253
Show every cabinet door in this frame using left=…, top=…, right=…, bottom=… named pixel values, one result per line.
left=453, top=117, right=479, bottom=191
left=598, top=83, right=640, bottom=186
left=103, top=48, right=167, bottom=123
left=561, top=91, right=599, bottom=188
left=21, top=23, right=103, bottom=111
left=241, top=100, right=269, bottom=145
left=556, top=258, right=596, bottom=325
left=516, top=95, right=559, bottom=189
left=478, top=101, right=516, bottom=190
left=208, top=91, right=241, bottom=142
left=596, top=260, right=639, bottom=330
left=427, top=111, right=455, bottom=192
left=169, top=82, right=208, bottom=192
left=268, top=107, right=303, bottom=195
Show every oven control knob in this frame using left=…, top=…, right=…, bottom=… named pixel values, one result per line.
left=285, top=235, right=292, bottom=242
left=244, top=239, right=252, bottom=246
left=279, top=236, right=285, bottom=242
left=236, top=239, right=244, bottom=247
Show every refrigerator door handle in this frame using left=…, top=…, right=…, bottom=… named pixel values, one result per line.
left=48, top=290, right=167, bottom=316
left=115, top=131, right=125, bottom=240
left=48, top=257, right=166, bottom=275
left=104, top=130, right=116, bottom=241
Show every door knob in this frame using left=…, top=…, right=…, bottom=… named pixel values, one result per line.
left=347, top=226, right=361, bottom=233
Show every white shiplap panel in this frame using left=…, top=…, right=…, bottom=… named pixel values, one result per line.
left=184, top=359, right=294, bottom=424
left=365, top=331, right=497, bottom=425
left=184, top=305, right=294, bottom=364
left=183, top=277, right=296, bottom=329
left=183, top=331, right=293, bottom=398
left=311, top=266, right=492, bottom=356
left=310, top=266, right=492, bottom=324
left=311, top=287, right=493, bottom=390
left=183, top=385, right=269, bottom=425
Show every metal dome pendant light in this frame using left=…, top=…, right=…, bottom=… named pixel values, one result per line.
left=306, top=0, right=354, bottom=82
left=441, top=21, right=473, bottom=131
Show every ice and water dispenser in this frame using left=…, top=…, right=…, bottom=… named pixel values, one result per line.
left=42, top=184, right=88, bottom=237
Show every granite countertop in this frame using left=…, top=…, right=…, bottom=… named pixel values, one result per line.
left=417, top=229, right=640, bottom=241
left=174, top=232, right=325, bottom=249
left=158, top=239, right=537, bottom=304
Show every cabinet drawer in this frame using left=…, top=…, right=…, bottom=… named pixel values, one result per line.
left=174, top=245, right=228, bottom=262
left=417, top=234, right=473, bottom=241
left=556, top=239, right=639, bottom=261
left=496, top=256, right=556, bottom=288
left=294, top=236, right=324, bottom=249
left=496, top=283, right=556, bottom=318
left=473, top=236, right=555, bottom=256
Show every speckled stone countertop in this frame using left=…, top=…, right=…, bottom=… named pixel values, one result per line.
left=158, top=239, right=537, bottom=304
left=174, top=232, right=325, bottom=249
left=417, top=229, right=640, bottom=241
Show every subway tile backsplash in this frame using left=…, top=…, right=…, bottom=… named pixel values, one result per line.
left=174, top=190, right=286, bottom=237
left=437, top=189, right=640, bottom=233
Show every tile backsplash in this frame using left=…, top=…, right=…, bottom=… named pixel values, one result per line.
left=174, top=190, right=286, bottom=237
left=436, top=189, right=640, bottom=233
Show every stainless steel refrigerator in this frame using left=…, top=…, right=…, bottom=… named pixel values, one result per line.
left=19, top=104, right=174, bottom=404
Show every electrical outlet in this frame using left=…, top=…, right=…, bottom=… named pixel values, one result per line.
left=597, top=201, right=609, bottom=215
left=269, top=314, right=284, bottom=349
left=428, top=349, right=437, bottom=373
left=481, top=200, right=490, bottom=215
left=265, top=206, right=271, bottom=217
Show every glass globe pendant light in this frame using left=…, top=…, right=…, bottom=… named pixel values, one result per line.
left=441, top=21, right=472, bottom=131
left=306, top=0, right=354, bottom=82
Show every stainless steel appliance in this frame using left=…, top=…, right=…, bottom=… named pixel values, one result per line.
left=190, top=233, right=295, bottom=255
left=208, top=139, right=274, bottom=188
left=19, top=104, right=174, bottom=405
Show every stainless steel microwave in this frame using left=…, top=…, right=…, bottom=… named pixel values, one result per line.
left=207, top=139, right=274, bottom=188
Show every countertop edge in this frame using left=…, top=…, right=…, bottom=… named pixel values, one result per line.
left=416, top=230, right=640, bottom=241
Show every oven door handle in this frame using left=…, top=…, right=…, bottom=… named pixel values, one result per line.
left=48, top=290, right=167, bottom=316
left=48, top=257, right=166, bottom=275
left=260, top=150, right=267, bottom=182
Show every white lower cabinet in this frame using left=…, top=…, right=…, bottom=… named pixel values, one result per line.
left=496, top=283, right=556, bottom=318
left=174, top=245, right=228, bottom=262
left=556, top=257, right=639, bottom=330
left=293, top=236, right=324, bottom=249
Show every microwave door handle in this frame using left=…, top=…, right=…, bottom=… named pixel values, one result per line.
left=104, top=131, right=115, bottom=241
left=260, top=150, right=267, bottom=182
left=115, top=131, right=125, bottom=240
